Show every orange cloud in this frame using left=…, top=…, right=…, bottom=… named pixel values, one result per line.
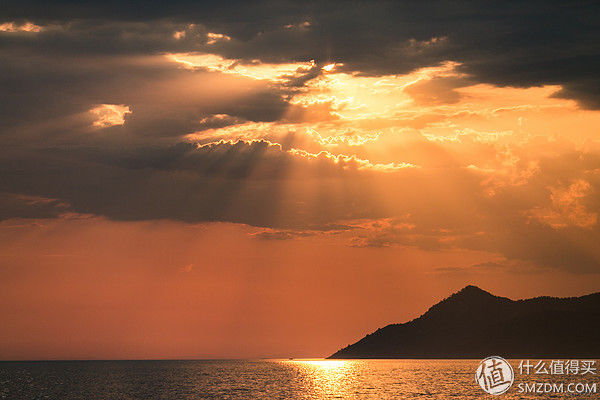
left=90, top=104, right=131, bottom=128
left=167, top=53, right=316, bottom=82
left=288, top=148, right=417, bottom=172
left=206, top=32, right=231, bottom=45
left=0, top=21, right=42, bottom=33
left=529, top=179, right=598, bottom=229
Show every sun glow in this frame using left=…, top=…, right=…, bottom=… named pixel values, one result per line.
left=286, top=359, right=348, bottom=369
left=322, top=63, right=336, bottom=72
left=90, top=104, right=131, bottom=128
left=167, top=53, right=316, bottom=81
left=0, top=21, right=42, bottom=32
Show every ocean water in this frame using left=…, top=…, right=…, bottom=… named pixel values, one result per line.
left=0, top=359, right=597, bottom=399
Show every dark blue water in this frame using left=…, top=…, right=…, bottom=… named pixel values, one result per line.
left=0, top=359, right=597, bottom=399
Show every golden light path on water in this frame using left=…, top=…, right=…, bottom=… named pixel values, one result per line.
left=287, top=359, right=348, bottom=368
left=282, top=359, right=355, bottom=398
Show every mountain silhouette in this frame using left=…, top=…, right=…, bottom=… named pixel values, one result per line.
left=329, top=285, right=600, bottom=359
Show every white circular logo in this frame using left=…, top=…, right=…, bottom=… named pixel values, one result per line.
left=476, top=356, right=514, bottom=395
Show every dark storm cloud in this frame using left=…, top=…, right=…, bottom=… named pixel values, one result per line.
left=0, top=192, right=67, bottom=220
left=2, top=1, right=598, bottom=107
left=0, top=50, right=291, bottom=143
left=0, top=140, right=392, bottom=228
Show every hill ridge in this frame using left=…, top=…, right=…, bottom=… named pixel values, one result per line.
left=328, top=286, right=600, bottom=359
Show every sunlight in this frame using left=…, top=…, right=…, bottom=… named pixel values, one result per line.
left=166, top=53, right=316, bottom=82
left=322, top=63, right=336, bottom=72
left=286, top=359, right=348, bottom=369
left=89, top=104, right=131, bottom=128
left=0, top=21, right=42, bottom=32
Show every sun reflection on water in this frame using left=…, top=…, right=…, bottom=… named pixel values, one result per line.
left=282, top=359, right=353, bottom=398
left=286, top=359, right=348, bottom=369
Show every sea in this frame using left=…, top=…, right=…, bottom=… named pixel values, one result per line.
left=0, top=359, right=597, bottom=399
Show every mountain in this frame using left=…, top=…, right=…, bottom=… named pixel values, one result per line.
left=328, top=285, right=600, bottom=359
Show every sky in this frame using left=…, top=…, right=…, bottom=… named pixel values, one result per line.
left=1, top=1, right=600, bottom=360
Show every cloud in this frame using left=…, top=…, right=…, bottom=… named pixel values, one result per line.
left=403, top=76, right=469, bottom=105
left=0, top=51, right=294, bottom=142
left=0, top=139, right=416, bottom=228
left=0, top=192, right=68, bottom=220
left=434, top=261, right=506, bottom=274
left=528, top=179, right=598, bottom=229
left=1, top=132, right=599, bottom=273
left=1, top=2, right=598, bottom=108
left=90, top=104, right=131, bottom=128
left=288, top=148, right=418, bottom=172
left=251, top=229, right=312, bottom=240
left=0, top=21, right=42, bottom=32
left=251, top=223, right=355, bottom=240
